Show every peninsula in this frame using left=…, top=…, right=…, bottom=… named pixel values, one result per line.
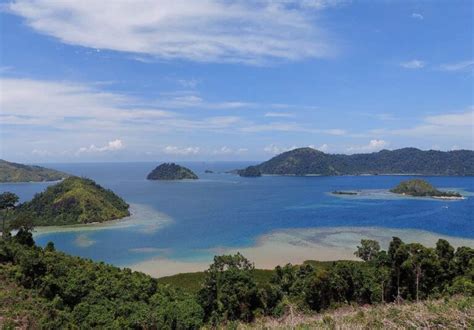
left=0, top=159, right=69, bottom=183
left=12, top=176, right=130, bottom=226
left=147, top=163, right=198, bottom=180
left=238, top=147, right=474, bottom=177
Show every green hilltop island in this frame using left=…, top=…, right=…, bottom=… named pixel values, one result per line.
left=238, top=147, right=474, bottom=177
left=390, top=179, right=463, bottom=199
left=147, top=163, right=198, bottom=180
left=12, top=176, right=130, bottom=226
left=0, top=159, right=69, bottom=183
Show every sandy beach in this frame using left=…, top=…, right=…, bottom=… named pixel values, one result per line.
left=129, top=226, right=474, bottom=278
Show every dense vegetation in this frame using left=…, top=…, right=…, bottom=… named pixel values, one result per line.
left=0, top=224, right=472, bottom=328
left=391, top=179, right=462, bottom=198
left=11, top=177, right=130, bottom=226
left=239, top=147, right=474, bottom=176
left=147, top=163, right=198, bottom=180
left=238, top=165, right=262, bottom=177
left=0, top=159, right=69, bottom=183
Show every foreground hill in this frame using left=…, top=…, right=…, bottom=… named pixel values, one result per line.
left=147, top=163, right=198, bottom=180
left=0, top=159, right=69, bottom=182
left=0, top=234, right=472, bottom=329
left=239, top=147, right=474, bottom=176
left=13, top=176, right=129, bottom=226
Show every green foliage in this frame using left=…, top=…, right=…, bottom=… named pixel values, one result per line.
left=147, top=163, right=198, bottom=180
left=0, top=234, right=472, bottom=328
left=0, top=236, right=203, bottom=329
left=198, top=253, right=260, bottom=323
left=243, top=147, right=474, bottom=176
left=0, top=159, right=69, bottom=183
left=12, top=176, right=130, bottom=226
left=354, top=239, right=380, bottom=262
left=390, top=179, right=462, bottom=197
left=238, top=166, right=262, bottom=177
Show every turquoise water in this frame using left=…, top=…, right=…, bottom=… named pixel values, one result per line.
left=1, top=162, right=473, bottom=267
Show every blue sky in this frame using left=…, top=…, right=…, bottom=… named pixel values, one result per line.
left=0, top=0, right=472, bottom=163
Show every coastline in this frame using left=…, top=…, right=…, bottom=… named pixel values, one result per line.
left=129, top=226, right=474, bottom=278
left=33, top=203, right=172, bottom=237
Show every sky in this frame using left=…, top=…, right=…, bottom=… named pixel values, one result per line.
left=0, top=0, right=473, bottom=163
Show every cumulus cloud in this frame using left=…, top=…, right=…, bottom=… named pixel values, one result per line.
left=163, top=146, right=200, bottom=155
left=411, top=13, right=424, bottom=20
left=400, top=60, right=425, bottom=69
left=263, top=144, right=298, bottom=155
left=212, top=146, right=248, bottom=155
left=309, top=143, right=329, bottom=152
left=8, top=0, right=335, bottom=64
left=348, top=139, right=389, bottom=152
left=77, top=139, right=124, bottom=154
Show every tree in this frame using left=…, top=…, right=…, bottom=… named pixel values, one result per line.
left=388, top=237, right=408, bottom=302
left=198, top=253, right=259, bottom=323
left=355, top=239, right=380, bottom=262
left=0, top=192, right=19, bottom=237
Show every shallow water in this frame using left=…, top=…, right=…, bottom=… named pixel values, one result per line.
left=1, top=162, right=473, bottom=269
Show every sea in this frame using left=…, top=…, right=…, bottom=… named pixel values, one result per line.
left=1, top=162, right=473, bottom=272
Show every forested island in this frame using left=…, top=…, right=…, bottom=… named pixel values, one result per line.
left=147, top=163, right=198, bottom=180
left=0, top=228, right=472, bottom=328
left=10, top=177, right=130, bottom=226
left=391, top=179, right=463, bottom=199
left=237, top=165, right=262, bottom=177
left=0, top=159, right=69, bottom=183
left=238, top=147, right=474, bottom=177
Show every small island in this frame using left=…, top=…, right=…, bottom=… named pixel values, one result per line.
left=332, top=190, right=358, bottom=196
left=146, top=163, right=198, bottom=180
left=390, top=179, right=463, bottom=199
left=13, top=176, right=130, bottom=226
left=204, top=170, right=214, bottom=174
left=237, top=166, right=262, bottom=177
left=0, top=159, right=69, bottom=183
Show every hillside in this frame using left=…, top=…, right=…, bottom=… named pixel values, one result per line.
left=0, top=230, right=472, bottom=328
left=391, top=179, right=462, bottom=198
left=239, top=147, right=474, bottom=176
left=0, top=159, right=69, bottom=182
left=13, top=176, right=130, bottom=226
left=147, top=163, right=198, bottom=180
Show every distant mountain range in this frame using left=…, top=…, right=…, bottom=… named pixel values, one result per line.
left=239, top=147, right=474, bottom=176
left=0, top=159, right=69, bottom=183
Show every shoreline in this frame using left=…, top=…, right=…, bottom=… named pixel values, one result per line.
left=129, top=226, right=474, bottom=278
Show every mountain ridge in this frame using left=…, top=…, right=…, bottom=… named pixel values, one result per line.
left=239, top=147, right=474, bottom=176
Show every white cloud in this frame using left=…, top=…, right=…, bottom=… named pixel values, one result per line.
left=77, top=139, right=124, bottom=154
left=263, top=144, right=298, bottom=155
left=212, top=146, right=248, bottom=155
left=425, top=110, right=474, bottom=126
left=411, top=13, right=424, bottom=20
left=309, top=143, right=329, bottom=152
left=264, top=112, right=294, bottom=118
left=177, top=79, right=199, bottom=88
left=163, top=146, right=200, bottom=155
left=437, top=60, right=474, bottom=72
left=400, top=60, right=425, bottom=69
left=8, top=0, right=334, bottom=64
left=348, top=139, right=389, bottom=152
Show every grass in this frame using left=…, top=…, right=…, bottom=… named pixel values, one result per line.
left=226, top=295, right=473, bottom=329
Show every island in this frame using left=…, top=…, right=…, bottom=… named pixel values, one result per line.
left=0, top=159, right=70, bottom=183
left=390, top=179, right=463, bottom=199
left=332, top=190, right=358, bottom=196
left=12, top=176, right=130, bottom=226
left=237, top=147, right=474, bottom=176
left=204, top=169, right=214, bottom=174
left=146, top=163, right=198, bottom=180
left=237, top=165, right=262, bottom=177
